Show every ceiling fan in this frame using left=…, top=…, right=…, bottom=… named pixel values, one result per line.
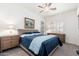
left=38, top=3, right=56, bottom=13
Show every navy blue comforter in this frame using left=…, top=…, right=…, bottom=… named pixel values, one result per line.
left=20, top=35, right=62, bottom=56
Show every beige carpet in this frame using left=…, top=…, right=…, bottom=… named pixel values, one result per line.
left=53, top=44, right=78, bottom=56
left=0, top=44, right=78, bottom=56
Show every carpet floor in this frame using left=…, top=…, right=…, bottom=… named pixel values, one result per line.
left=0, top=44, right=79, bottom=56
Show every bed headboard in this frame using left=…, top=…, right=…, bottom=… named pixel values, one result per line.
left=18, top=29, right=39, bottom=35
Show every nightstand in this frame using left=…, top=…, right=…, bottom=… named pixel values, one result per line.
left=47, top=33, right=65, bottom=43
left=0, top=35, right=20, bottom=52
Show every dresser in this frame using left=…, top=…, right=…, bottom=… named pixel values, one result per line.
left=0, top=35, right=20, bottom=52
left=47, top=33, right=65, bottom=43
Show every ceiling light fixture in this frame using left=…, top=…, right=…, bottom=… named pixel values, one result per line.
left=38, top=3, right=56, bottom=13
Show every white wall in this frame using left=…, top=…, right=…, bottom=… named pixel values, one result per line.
left=44, top=9, right=79, bottom=45
left=0, top=3, right=43, bottom=31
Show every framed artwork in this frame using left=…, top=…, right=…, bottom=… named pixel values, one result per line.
left=24, top=17, right=35, bottom=29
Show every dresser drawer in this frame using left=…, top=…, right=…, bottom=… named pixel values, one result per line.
left=11, top=36, right=19, bottom=47
left=11, top=39, right=19, bottom=47
left=1, top=41, right=11, bottom=50
left=47, top=33, right=65, bottom=43
left=0, top=35, right=20, bottom=52
left=12, top=36, right=19, bottom=40
left=1, top=37, right=11, bottom=41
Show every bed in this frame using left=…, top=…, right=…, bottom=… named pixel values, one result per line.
left=18, top=29, right=62, bottom=56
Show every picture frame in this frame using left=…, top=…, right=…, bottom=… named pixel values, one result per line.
left=24, top=17, right=35, bottom=29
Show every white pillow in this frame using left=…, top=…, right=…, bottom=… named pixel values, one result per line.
left=21, top=34, right=34, bottom=37
left=32, top=33, right=42, bottom=35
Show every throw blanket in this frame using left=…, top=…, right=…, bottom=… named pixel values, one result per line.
left=29, top=35, right=56, bottom=54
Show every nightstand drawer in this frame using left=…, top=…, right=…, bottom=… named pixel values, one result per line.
left=1, top=41, right=11, bottom=50
left=11, top=36, right=19, bottom=47
left=1, top=39, right=11, bottom=44
left=47, top=33, right=65, bottom=43
left=1, top=37, right=11, bottom=41
left=12, top=36, right=19, bottom=40
left=11, top=39, right=19, bottom=47
left=0, top=35, right=20, bottom=52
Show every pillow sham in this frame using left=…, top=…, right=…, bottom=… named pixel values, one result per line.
left=32, top=32, right=40, bottom=33
left=32, top=33, right=42, bottom=35
left=22, top=32, right=40, bottom=34
left=22, top=32, right=33, bottom=34
left=21, top=34, right=34, bottom=37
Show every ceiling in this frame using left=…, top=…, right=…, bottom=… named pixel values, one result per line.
left=22, top=3, right=78, bottom=16
left=2, top=3, right=77, bottom=16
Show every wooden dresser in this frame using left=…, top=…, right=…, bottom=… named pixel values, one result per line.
left=47, top=33, right=65, bottom=43
left=0, top=35, right=20, bottom=52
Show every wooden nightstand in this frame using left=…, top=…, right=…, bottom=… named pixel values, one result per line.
left=0, top=35, right=20, bottom=52
left=47, top=33, right=65, bottom=43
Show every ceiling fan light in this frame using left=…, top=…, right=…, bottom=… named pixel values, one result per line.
left=44, top=7, right=49, bottom=11
left=50, top=8, right=56, bottom=10
left=38, top=3, right=56, bottom=13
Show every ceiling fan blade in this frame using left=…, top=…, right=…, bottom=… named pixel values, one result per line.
left=48, top=3, right=52, bottom=7
left=50, top=8, right=56, bottom=10
left=40, top=10, right=44, bottom=13
left=45, top=3, right=47, bottom=7
left=38, top=6, right=44, bottom=8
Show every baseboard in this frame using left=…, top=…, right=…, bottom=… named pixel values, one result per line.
left=65, top=42, right=79, bottom=48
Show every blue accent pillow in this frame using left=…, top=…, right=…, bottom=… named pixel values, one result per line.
left=22, top=32, right=40, bottom=35
left=32, top=32, right=43, bottom=36
left=32, top=32, right=40, bottom=33
left=22, top=32, right=33, bottom=34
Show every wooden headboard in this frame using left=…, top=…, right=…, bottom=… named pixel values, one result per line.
left=18, top=29, right=38, bottom=35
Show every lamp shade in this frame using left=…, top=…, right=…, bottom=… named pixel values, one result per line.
left=0, top=23, right=19, bottom=36
left=7, top=24, right=16, bottom=29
